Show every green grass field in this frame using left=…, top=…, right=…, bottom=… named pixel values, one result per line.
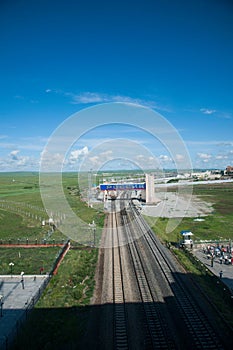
left=145, top=182, right=233, bottom=244
left=0, top=172, right=105, bottom=244
left=0, top=247, right=61, bottom=275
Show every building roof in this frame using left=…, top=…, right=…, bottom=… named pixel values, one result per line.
left=180, top=230, right=193, bottom=236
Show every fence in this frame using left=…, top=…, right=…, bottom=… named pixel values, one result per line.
left=193, top=239, right=232, bottom=249
left=0, top=240, right=70, bottom=350
left=0, top=238, right=66, bottom=246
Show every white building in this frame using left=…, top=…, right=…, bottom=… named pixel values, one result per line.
left=146, top=173, right=156, bottom=204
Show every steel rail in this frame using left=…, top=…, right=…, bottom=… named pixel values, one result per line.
left=129, top=203, right=224, bottom=349
left=121, top=206, right=176, bottom=349
left=110, top=201, right=129, bottom=350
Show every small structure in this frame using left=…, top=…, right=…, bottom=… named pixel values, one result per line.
left=225, top=165, right=233, bottom=177
left=180, top=230, right=193, bottom=248
left=145, top=173, right=156, bottom=204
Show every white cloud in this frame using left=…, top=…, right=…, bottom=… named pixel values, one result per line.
left=71, top=92, right=166, bottom=110
left=175, top=154, right=185, bottom=162
left=200, top=108, right=232, bottom=119
left=16, top=156, right=30, bottom=166
left=218, top=112, right=232, bottom=119
left=45, top=89, right=169, bottom=111
left=14, top=95, right=25, bottom=100
left=0, top=137, right=47, bottom=153
left=159, top=155, right=171, bottom=162
left=72, top=92, right=107, bottom=104
left=10, top=150, right=20, bottom=160
left=200, top=108, right=216, bottom=115
left=136, top=155, right=144, bottom=159
left=40, top=150, right=65, bottom=171
left=215, top=155, right=228, bottom=160
left=99, top=150, right=113, bottom=157
left=85, top=150, right=115, bottom=168
left=68, top=146, right=89, bottom=164
left=197, top=153, right=212, bottom=159
left=0, top=149, right=40, bottom=171
left=88, top=156, right=100, bottom=164
left=187, top=140, right=233, bottom=146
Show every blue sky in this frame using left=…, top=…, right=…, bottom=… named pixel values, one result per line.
left=0, top=0, right=233, bottom=171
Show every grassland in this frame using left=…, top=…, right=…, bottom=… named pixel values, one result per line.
left=145, top=182, right=233, bottom=244
left=189, top=182, right=233, bottom=240
left=0, top=247, right=61, bottom=275
left=0, top=172, right=63, bottom=242
left=0, top=172, right=105, bottom=244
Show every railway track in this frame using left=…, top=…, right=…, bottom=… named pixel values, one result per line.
left=109, top=200, right=175, bottom=349
left=92, top=198, right=230, bottom=349
left=110, top=203, right=129, bottom=349
left=128, top=202, right=226, bottom=349
left=122, top=210, right=175, bottom=349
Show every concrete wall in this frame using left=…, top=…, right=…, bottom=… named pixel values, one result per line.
left=145, top=174, right=156, bottom=204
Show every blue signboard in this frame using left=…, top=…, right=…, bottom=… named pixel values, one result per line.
left=100, top=184, right=116, bottom=191
left=100, top=183, right=146, bottom=191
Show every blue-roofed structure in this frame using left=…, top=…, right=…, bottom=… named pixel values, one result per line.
left=180, top=230, right=193, bottom=246
left=100, top=183, right=146, bottom=191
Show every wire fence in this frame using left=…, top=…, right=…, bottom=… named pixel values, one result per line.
left=0, top=238, right=66, bottom=246
left=0, top=240, right=70, bottom=350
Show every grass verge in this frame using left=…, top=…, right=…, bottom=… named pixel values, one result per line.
left=0, top=247, right=61, bottom=275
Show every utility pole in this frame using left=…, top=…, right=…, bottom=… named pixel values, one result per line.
left=88, top=169, right=92, bottom=207
left=9, top=262, right=14, bottom=277
left=21, top=272, right=25, bottom=289
left=0, top=295, right=3, bottom=317
left=89, top=220, right=96, bottom=247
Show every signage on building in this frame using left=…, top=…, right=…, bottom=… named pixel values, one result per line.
left=100, top=183, right=146, bottom=191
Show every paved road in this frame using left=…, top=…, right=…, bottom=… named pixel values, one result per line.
left=192, top=248, right=233, bottom=293
left=0, top=274, right=49, bottom=349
